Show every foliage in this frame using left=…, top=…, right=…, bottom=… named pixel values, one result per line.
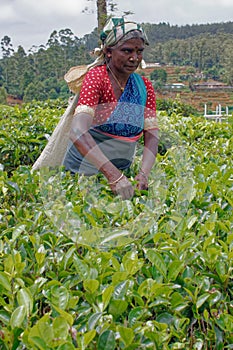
left=0, top=86, right=7, bottom=105
left=156, top=98, right=198, bottom=117
left=150, top=69, right=167, bottom=83
left=0, top=29, right=95, bottom=101
left=0, top=100, right=232, bottom=348
left=142, top=21, right=233, bottom=44
left=0, top=99, right=67, bottom=173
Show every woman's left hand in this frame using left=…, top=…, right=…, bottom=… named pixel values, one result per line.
left=135, top=172, right=148, bottom=191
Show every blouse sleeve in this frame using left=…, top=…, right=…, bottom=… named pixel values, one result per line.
left=74, top=67, right=103, bottom=117
left=142, top=77, right=159, bottom=130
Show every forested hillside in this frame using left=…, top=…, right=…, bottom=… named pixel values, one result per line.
left=0, top=21, right=233, bottom=102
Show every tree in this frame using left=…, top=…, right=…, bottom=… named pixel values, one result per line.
left=95, top=1, right=132, bottom=32
left=83, top=0, right=118, bottom=32
left=24, top=81, right=47, bottom=102
left=12, top=46, right=28, bottom=97
left=222, top=44, right=233, bottom=85
left=97, top=0, right=107, bottom=32
left=150, top=69, right=167, bottom=83
left=1, top=36, right=14, bottom=58
left=1, top=20, right=233, bottom=101
left=23, top=82, right=36, bottom=102
left=0, top=86, right=7, bottom=104
left=0, top=36, right=15, bottom=86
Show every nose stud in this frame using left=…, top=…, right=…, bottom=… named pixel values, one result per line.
left=129, top=57, right=138, bottom=62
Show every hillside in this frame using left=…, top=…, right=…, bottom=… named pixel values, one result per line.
left=1, top=21, right=233, bottom=106
left=143, top=21, right=233, bottom=44
left=156, top=89, right=233, bottom=114
left=142, top=65, right=233, bottom=113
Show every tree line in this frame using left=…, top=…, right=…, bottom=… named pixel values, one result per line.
left=0, top=21, right=233, bottom=103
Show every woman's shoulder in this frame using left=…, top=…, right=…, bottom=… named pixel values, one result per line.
left=140, top=76, right=155, bottom=95
left=133, top=72, right=153, bottom=87
left=87, top=64, right=107, bottom=78
left=81, top=64, right=107, bottom=90
left=141, top=75, right=153, bottom=87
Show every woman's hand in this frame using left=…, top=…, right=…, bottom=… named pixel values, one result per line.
left=109, top=174, right=134, bottom=200
left=135, top=171, right=149, bottom=191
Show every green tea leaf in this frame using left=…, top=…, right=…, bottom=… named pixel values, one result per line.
left=118, top=326, right=134, bottom=346
left=17, top=288, right=33, bottom=316
left=53, top=317, right=69, bottom=339
left=0, top=310, right=10, bottom=325
left=196, top=293, right=210, bottom=308
left=113, top=280, right=129, bottom=300
left=73, top=255, right=90, bottom=280
left=97, top=330, right=116, bottom=350
left=10, top=305, right=26, bottom=328
left=12, top=224, right=26, bottom=242
left=83, top=279, right=99, bottom=294
left=57, top=343, right=76, bottom=350
left=157, top=312, right=173, bottom=325
left=216, top=314, right=233, bottom=332
left=0, top=271, right=11, bottom=292
left=88, top=312, right=103, bottom=330
left=146, top=250, right=167, bottom=278
left=50, top=285, right=69, bottom=310
left=109, top=299, right=128, bottom=317
left=128, top=307, right=145, bottom=327
left=52, top=306, right=74, bottom=326
left=122, top=251, right=143, bottom=275
left=84, top=329, right=96, bottom=347
left=29, top=336, right=50, bottom=350
left=167, top=260, right=184, bottom=281
left=102, top=285, right=114, bottom=310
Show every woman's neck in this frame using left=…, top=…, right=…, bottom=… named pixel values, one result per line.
left=107, top=64, right=129, bottom=93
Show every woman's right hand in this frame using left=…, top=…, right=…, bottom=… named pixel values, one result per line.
left=109, top=175, right=134, bottom=200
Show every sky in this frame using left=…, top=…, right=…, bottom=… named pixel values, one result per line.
left=0, top=0, right=233, bottom=54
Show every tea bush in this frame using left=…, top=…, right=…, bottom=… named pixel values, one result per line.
left=0, top=101, right=232, bottom=349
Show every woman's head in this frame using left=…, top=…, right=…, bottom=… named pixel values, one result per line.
left=105, top=37, right=145, bottom=74
left=101, top=17, right=148, bottom=73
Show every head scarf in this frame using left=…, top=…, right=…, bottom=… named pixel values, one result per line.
left=100, top=17, right=149, bottom=47
left=64, top=17, right=149, bottom=93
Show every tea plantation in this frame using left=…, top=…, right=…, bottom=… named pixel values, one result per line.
left=0, top=99, right=232, bottom=349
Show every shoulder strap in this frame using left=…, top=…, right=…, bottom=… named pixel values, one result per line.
left=132, top=73, right=147, bottom=106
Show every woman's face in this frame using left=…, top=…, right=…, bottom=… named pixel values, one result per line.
left=108, top=38, right=145, bottom=75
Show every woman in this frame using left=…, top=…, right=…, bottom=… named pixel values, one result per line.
left=63, top=17, right=159, bottom=200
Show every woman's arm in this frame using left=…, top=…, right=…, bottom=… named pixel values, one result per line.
left=70, top=112, right=134, bottom=199
left=135, top=128, right=159, bottom=190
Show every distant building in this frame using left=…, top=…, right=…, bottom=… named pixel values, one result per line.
left=194, top=82, right=233, bottom=90
left=164, top=83, right=185, bottom=89
left=145, top=62, right=161, bottom=67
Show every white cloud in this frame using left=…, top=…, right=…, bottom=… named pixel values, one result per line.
left=194, top=0, right=232, bottom=5
left=16, top=0, right=88, bottom=17
left=0, top=0, right=233, bottom=54
left=0, top=4, right=18, bottom=22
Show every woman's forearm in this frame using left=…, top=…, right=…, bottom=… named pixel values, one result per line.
left=73, top=132, right=122, bottom=181
left=140, top=129, right=159, bottom=176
